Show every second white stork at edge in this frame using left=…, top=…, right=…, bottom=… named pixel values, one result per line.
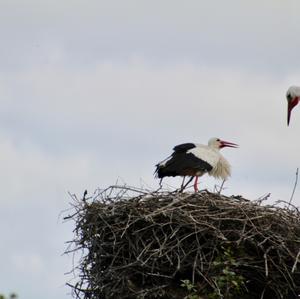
left=286, top=86, right=300, bottom=126
left=155, top=137, right=238, bottom=192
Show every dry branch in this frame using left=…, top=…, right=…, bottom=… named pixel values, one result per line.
left=64, top=186, right=300, bottom=299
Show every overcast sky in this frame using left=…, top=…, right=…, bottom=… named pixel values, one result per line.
left=1, top=1, right=300, bottom=298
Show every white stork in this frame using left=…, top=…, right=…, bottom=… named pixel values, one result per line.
left=155, top=137, right=238, bottom=192
left=286, top=86, right=300, bottom=126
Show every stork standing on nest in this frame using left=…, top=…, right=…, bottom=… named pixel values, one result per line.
left=155, top=137, right=238, bottom=192
left=286, top=86, right=300, bottom=126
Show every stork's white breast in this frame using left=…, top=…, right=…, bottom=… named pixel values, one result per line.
left=187, top=145, right=220, bottom=167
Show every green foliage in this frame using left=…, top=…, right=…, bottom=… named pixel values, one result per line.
left=180, top=246, right=246, bottom=299
left=0, top=294, right=18, bottom=299
left=208, top=245, right=246, bottom=299
left=180, top=280, right=199, bottom=299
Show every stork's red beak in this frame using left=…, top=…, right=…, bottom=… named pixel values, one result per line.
left=287, top=97, right=299, bottom=126
left=288, top=101, right=293, bottom=126
left=220, top=140, right=238, bottom=148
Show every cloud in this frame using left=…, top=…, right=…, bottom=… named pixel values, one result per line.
left=11, top=252, right=44, bottom=274
left=1, top=1, right=300, bottom=73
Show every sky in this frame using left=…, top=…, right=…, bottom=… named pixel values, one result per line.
left=1, top=1, right=300, bottom=298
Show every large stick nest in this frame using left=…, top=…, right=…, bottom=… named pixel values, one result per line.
left=65, top=186, right=300, bottom=299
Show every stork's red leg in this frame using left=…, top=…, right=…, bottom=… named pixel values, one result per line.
left=193, top=176, right=199, bottom=192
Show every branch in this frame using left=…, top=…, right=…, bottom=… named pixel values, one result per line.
left=289, top=167, right=299, bottom=205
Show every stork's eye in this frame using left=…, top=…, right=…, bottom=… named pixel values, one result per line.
left=287, top=93, right=292, bottom=100
left=216, top=138, right=220, bottom=141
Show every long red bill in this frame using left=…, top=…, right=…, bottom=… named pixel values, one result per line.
left=287, top=101, right=293, bottom=126
left=287, top=97, right=300, bottom=126
left=220, top=140, right=239, bottom=148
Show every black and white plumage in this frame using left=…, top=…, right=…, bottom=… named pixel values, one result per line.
left=155, top=137, right=238, bottom=192
left=286, top=86, right=300, bottom=126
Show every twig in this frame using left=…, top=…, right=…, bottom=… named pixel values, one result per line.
left=263, top=253, right=269, bottom=277
left=289, top=167, right=299, bottom=205
left=292, top=249, right=300, bottom=273
left=216, top=179, right=226, bottom=194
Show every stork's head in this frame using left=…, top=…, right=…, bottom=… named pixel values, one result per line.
left=286, top=86, right=300, bottom=126
left=208, top=137, right=238, bottom=150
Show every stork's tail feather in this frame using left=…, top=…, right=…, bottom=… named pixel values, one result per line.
left=154, top=155, right=173, bottom=179
left=155, top=164, right=180, bottom=179
left=154, top=163, right=164, bottom=179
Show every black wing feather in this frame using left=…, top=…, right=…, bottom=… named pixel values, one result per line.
left=173, top=143, right=196, bottom=153
left=156, top=152, right=213, bottom=178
